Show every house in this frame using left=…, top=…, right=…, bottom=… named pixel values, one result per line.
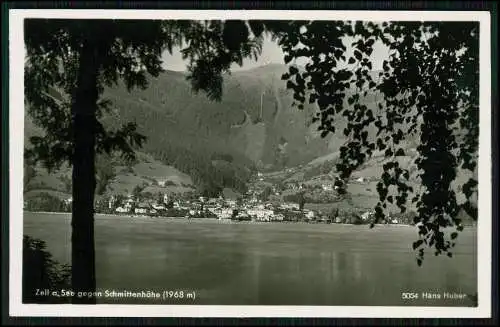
left=247, top=208, right=274, bottom=221
left=281, top=203, right=299, bottom=210
left=319, top=216, right=332, bottom=224
left=123, top=199, right=134, bottom=212
left=207, top=198, right=219, bottom=206
left=361, top=210, right=375, bottom=221
left=235, top=212, right=251, bottom=221
left=226, top=200, right=237, bottom=207
left=217, top=208, right=233, bottom=220
left=135, top=207, right=148, bottom=214
left=305, top=210, right=316, bottom=219
left=322, top=183, right=333, bottom=191
left=107, top=195, right=115, bottom=209
left=272, top=213, right=285, bottom=222
left=134, top=202, right=149, bottom=215
left=163, top=194, right=169, bottom=204
left=137, top=201, right=149, bottom=208
left=264, top=203, right=274, bottom=209
left=152, top=203, right=166, bottom=210
left=207, top=207, right=219, bottom=215
left=356, top=177, right=366, bottom=183
left=115, top=206, right=129, bottom=213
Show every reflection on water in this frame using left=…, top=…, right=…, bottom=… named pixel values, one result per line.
left=23, top=213, right=477, bottom=306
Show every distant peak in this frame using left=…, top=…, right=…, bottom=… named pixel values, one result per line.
left=239, top=63, right=286, bottom=71
left=234, top=63, right=307, bottom=75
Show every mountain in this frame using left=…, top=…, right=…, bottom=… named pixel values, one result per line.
left=99, top=65, right=393, bottom=168
left=22, top=63, right=419, bottom=200
left=100, top=64, right=321, bottom=168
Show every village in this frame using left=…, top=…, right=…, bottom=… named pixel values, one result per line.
left=94, top=192, right=381, bottom=224
left=85, top=170, right=415, bottom=225
left=23, top=166, right=415, bottom=225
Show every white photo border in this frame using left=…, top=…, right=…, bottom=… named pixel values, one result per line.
left=9, top=9, right=492, bottom=318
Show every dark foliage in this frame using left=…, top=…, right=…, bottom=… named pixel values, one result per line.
left=24, top=192, right=69, bottom=212
left=271, top=20, right=478, bottom=264
left=24, top=19, right=265, bottom=301
left=23, top=236, right=71, bottom=304
left=259, top=186, right=273, bottom=201
left=149, top=145, right=251, bottom=196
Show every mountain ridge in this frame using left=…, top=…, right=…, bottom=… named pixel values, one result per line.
left=24, top=63, right=407, bottom=200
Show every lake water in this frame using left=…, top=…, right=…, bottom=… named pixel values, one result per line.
left=23, top=212, right=477, bottom=306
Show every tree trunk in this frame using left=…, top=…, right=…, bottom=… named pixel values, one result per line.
left=71, top=40, right=99, bottom=304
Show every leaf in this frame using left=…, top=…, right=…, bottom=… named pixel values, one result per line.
left=248, top=21, right=264, bottom=38
left=412, top=239, right=423, bottom=250
left=348, top=57, right=356, bottom=64
left=451, top=232, right=458, bottom=239
left=383, top=61, right=389, bottom=71
left=395, top=148, right=405, bottom=156
left=289, top=66, right=299, bottom=75
left=354, top=50, right=362, bottom=60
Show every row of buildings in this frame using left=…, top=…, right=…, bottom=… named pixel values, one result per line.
left=103, top=191, right=394, bottom=225
left=104, top=192, right=315, bottom=222
left=29, top=190, right=407, bottom=225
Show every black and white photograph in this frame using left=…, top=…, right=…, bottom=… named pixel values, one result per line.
left=7, top=8, right=492, bottom=318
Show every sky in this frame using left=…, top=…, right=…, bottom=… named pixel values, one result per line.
left=161, top=35, right=391, bottom=72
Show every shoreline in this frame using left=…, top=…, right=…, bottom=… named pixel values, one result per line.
left=23, top=211, right=477, bottom=229
left=23, top=211, right=420, bottom=227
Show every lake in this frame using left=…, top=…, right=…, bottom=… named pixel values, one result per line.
left=23, top=212, right=477, bottom=306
